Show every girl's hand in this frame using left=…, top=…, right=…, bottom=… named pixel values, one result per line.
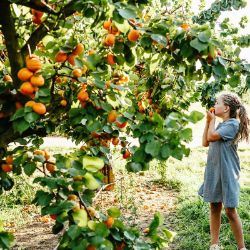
left=206, top=110, right=215, bottom=123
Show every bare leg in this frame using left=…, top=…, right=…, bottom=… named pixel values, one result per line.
left=210, top=202, right=222, bottom=245
left=225, top=208, right=245, bottom=249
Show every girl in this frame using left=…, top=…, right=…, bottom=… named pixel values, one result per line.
left=198, top=92, right=249, bottom=250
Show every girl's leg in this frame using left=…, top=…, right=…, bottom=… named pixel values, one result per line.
left=224, top=208, right=245, bottom=249
left=210, top=202, right=223, bottom=245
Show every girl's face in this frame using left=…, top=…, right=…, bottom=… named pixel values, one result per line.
left=214, top=95, right=229, bottom=117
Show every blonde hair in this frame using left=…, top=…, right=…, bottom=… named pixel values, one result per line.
left=217, top=92, right=249, bottom=143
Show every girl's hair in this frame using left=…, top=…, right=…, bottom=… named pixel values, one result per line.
left=218, top=92, right=249, bottom=143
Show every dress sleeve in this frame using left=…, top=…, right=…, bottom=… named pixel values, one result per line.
left=216, top=120, right=239, bottom=141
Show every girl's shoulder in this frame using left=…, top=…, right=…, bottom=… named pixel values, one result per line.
left=217, top=118, right=239, bottom=129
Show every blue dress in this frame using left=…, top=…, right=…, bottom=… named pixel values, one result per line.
left=198, top=118, right=240, bottom=208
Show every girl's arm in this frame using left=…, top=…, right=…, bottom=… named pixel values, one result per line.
left=207, top=115, right=221, bottom=142
left=202, top=121, right=210, bottom=147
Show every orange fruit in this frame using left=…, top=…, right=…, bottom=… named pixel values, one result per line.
left=128, top=29, right=140, bottom=42
left=44, top=150, right=50, bottom=160
left=180, top=23, right=190, bottom=31
left=32, top=16, right=42, bottom=25
left=15, top=102, right=23, bottom=110
left=67, top=54, right=76, bottom=65
left=60, top=100, right=67, bottom=106
left=123, top=150, right=131, bottom=159
left=30, top=75, right=45, bottom=87
left=55, top=51, right=68, bottom=63
left=3, top=75, right=12, bottom=82
left=26, top=57, right=42, bottom=72
left=1, top=164, right=13, bottom=172
left=6, top=155, right=13, bottom=164
left=103, top=20, right=112, bottom=30
left=86, top=246, right=96, bottom=250
left=34, top=149, right=45, bottom=157
left=107, top=110, right=118, bottom=123
left=72, top=43, right=84, bottom=55
left=46, top=163, right=56, bottom=173
left=88, top=50, right=96, bottom=55
left=50, top=214, right=57, bottom=220
left=20, top=82, right=35, bottom=95
left=112, top=137, right=120, bottom=146
left=104, top=217, right=114, bottom=228
left=67, top=194, right=78, bottom=201
left=72, top=68, right=82, bottom=78
left=32, top=103, right=46, bottom=115
left=107, top=53, right=115, bottom=65
left=209, top=107, right=215, bottom=113
left=17, top=68, right=33, bottom=81
left=104, top=34, right=115, bottom=46
left=31, top=9, right=43, bottom=19
left=109, top=25, right=120, bottom=35
left=25, top=100, right=36, bottom=108
left=115, top=121, right=128, bottom=129
left=77, top=90, right=89, bottom=102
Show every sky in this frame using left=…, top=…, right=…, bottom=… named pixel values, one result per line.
left=192, top=0, right=250, bottom=63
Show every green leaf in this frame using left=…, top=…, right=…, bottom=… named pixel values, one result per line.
left=24, top=112, right=40, bottom=123
left=148, top=212, right=164, bottom=236
left=151, top=34, right=167, bottom=46
left=213, top=64, right=227, bottom=78
left=229, top=75, right=240, bottom=87
left=188, top=111, right=204, bottom=123
left=37, top=88, right=50, bottom=97
left=246, top=75, right=250, bottom=88
left=13, top=119, right=30, bottom=134
left=107, top=207, right=121, bottom=218
left=190, top=38, right=208, bottom=52
left=198, top=30, right=211, bottom=43
left=145, top=140, right=161, bottom=157
left=67, top=225, right=82, bottom=240
left=23, top=162, right=37, bottom=176
left=126, top=162, right=143, bottom=172
left=150, top=53, right=160, bottom=74
left=33, top=190, right=53, bottom=206
left=72, top=209, right=88, bottom=227
left=118, top=8, right=136, bottom=19
left=10, top=108, right=25, bottom=121
left=113, top=20, right=130, bottom=33
left=160, top=144, right=171, bottom=160
left=180, top=128, right=193, bottom=141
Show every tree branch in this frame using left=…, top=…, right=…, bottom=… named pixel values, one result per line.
left=21, top=0, right=77, bottom=56
left=0, top=1, right=24, bottom=88
left=7, top=0, right=56, bottom=15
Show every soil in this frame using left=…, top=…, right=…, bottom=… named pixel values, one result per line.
left=12, top=172, right=179, bottom=250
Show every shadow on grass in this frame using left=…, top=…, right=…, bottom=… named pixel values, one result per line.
left=169, top=188, right=250, bottom=250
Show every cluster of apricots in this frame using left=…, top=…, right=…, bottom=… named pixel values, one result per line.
left=77, top=84, right=89, bottom=107
left=1, top=155, right=13, bottom=173
left=17, top=54, right=47, bottom=115
left=31, top=9, right=44, bottom=25
left=55, top=43, right=84, bottom=66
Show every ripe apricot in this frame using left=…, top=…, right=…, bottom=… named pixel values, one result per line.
left=112, top=137, right=120, bottom=146
left=17, top=68, right=33, bottom=81
left=1, top=164, right=13, bottom=172
left=32, top=16, right=42, bottom=25
left=20, top=82, right=35, bottom=95
left=115, top=121, right=128, bottom=129
left=6, top=155, right=13, bottom=164
left=123, top=150, right=131, bottom=159
left=77, top=90, right=89, bottom=102
left=104, top=217, right=114, bottom=228
left=67, top=194, right=78, bottom=201
left=107, top=53, right=115, bottom=65
left=72, top=68, right=82, bottom=78
left=26, top=57, right=42, bottom=72
left=128, top=29, right=140, bottom=42
left=55, top=51, right=68, bottom=63
left=72, top=43, right=84, bottom=55
left=209, top=107, right=215, bottom=113
left=3, top=75, right=12, bottom=82
left=31, top=9, right=43, bottom=19
left=60, top=100, right=67, bottom=107
left=32, top=103, right=46, bottom=115
left=67, top=54, right=76, bottom=65
left=88, top=50, right=96, bottom=55
left=15, top=102, right=23, bottom=110
left=25, top=100, right=36, bottom=108
left=86, top=246, right=96, bottom=250
left=103, top=20, right=112, bottom=30
left=30, top=75, right=45, bottom=87
left=105, top=34, right=115, bottom=46
left=46, top=163, right=56, bottom=173
left=180, top=23, right=190, bottom=31
left=107, top=110, right=118, bottom=123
